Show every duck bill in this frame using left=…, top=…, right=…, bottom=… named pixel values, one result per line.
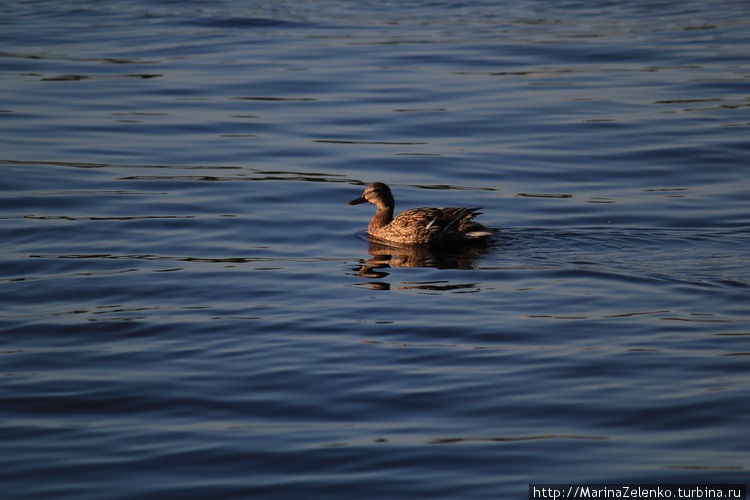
left=347, top=196, right=366, bottom=205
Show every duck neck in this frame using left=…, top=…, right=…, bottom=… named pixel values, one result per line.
left=369, top=203, right=394, bottom=232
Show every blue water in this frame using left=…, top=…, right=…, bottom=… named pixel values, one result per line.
left=1, top=1, right=749, bottom=498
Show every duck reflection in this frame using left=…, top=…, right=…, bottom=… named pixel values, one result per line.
left=352, top=237, right=493, bottom=291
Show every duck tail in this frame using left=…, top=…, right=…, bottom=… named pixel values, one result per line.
left=464, top=230, right=495, bottom=239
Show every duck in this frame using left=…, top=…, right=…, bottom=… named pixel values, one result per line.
left=347, top=182, right=495, bottom=245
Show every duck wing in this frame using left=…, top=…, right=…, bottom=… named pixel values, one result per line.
left=395, top=207, right=482, bottom=232
left=438, top=207, right=483, bottom=232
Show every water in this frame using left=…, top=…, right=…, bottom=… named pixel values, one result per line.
left=1, top=1, right=749, bottom=498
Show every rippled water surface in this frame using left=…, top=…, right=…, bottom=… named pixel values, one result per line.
left=1, top=1, right=749, bottom=498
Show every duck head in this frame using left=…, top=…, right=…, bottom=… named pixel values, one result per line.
left=347, top=182, right=395, bottom=208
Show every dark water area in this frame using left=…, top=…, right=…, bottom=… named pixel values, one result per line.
left=1, top=1, right=749, bottom=498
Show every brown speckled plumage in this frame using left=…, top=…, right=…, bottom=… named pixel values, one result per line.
left=348, top=182, right=494, bottom=244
